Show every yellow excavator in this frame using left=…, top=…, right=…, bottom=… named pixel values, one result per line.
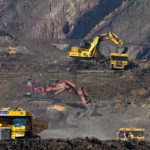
left=69, top=32, right=129, bottom=70
left=0, top=107, right=48, bottom=140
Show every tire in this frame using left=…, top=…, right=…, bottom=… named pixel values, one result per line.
left=33, top=135, right=41, bottom=140
left=124, top=65, right=129, bottom=70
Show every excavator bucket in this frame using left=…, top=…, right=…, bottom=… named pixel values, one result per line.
left=86, top=103, right=98, bottom=116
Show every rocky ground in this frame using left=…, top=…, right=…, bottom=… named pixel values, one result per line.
left=0, top=138, right=150, bottom=150
left=0, top=48, right=149, bottom=140
left=0, top=42, right=149, bottom=150
left=0, top=1, right=150, bottom=149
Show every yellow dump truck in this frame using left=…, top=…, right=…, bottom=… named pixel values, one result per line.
left=0, top=108, right=48, bottom=140
left=117, top=128, right=145, bottom=141
left=110, top=53, right=129, bottom=70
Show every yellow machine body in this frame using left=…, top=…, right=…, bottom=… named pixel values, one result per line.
left=110, top=52, right=129, bottom=69
left=117, top=128, right=145, bottom=141
left=47, top=104, right=68, bottom=112
left=0, top=108, right=48, bottom=139
left=69, top=36, right=100, bottom=59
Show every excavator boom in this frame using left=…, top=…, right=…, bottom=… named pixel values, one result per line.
left=46, top=80, right=90, bottom=106
left=100, top=32, right=124, bottom=47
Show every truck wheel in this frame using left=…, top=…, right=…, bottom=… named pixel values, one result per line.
left=34, top=135, right=41, bottom=140
left=124, top=65, right=129, bottom=70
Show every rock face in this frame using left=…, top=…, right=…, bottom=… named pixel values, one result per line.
left=0, top=0, right=98, bottom=39
left=0, top=0, right=150, bottom=59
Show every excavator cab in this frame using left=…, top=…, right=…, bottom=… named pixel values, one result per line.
left=79, top=39, right=91, bottom=49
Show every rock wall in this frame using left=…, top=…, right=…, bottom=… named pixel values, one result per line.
left=0, top=0, right=98, bottom=39
left=0, top=0, right=150, bottom=59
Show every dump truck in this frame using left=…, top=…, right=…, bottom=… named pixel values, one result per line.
left=0, top=107, right=48, bottom=140
left=117, top=128, right=145, bottom=141
left=110, top=52, right=129, bottom=70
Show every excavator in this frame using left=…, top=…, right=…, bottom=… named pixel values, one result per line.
left=24, top=79, right=97, bottom=115
left=69, top=32, right=129, bottom=70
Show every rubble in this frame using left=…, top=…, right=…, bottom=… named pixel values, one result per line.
left=0, top=138, right=150, bottom=150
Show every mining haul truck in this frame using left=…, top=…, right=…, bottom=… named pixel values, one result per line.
left=0, top=107, right=48, bottom=140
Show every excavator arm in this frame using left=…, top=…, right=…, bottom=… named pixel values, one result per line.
left=46, top=80, right=90, bottom=106
left=77, top=87, right=90, bottom=106
left=100, top=32, right=124, bottom=47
